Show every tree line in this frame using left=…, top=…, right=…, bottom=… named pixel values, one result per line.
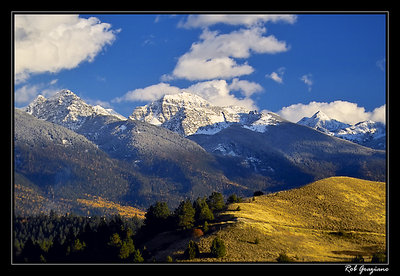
left=14, top=192, right=241, bottom=263
left=13, top=211, right=143, bottom=263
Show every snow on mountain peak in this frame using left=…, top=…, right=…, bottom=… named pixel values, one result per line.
left=162, top=91, right=211, bottom=106
left=297, top=111, right=350, bottom=134
left=312, top=110, right=331, bottom=121
left=92, top=105, right=127, bottom=120
left=24, top=89, right=125, bottom=130
left=130, top=92, right=282, bottom=136
left=297, top=111, right=385, bottom=149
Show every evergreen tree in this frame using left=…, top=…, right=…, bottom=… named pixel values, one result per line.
left=118, top=238, right=135, bottom=260
left=207, top=192, right=225, bottom=212
left=210, top=237, right=226, bottom=258
left=132, top=249, right=144, bottom=263
left=71, top=239, right=86, bottom=252
left=143, top=201, right=171, bottom=234
left=145, top=201, right=170, bottom=226
left=184, top=240, right=200, bottom=260
left=193, top=197, right=214, bottom=224
left=175, top=199, right=195, bottom=230
left=227, top=194, right=242, bottom=204
left=108, top=233, right=122, bottom=248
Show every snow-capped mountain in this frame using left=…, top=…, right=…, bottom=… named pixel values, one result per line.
left=335, top=120, right=386, bottom=149
left=17, top=89, right=386, bottom=215
left=25, top=89, right=126, bottom=130
left=297, top=111, right=351, bottom=134
left=297, top=111, right=386, bottom=149
left=129, top=92, right=282, bottom=136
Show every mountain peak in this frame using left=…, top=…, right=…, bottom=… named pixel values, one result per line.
left=298, top=111, right=350, bottom=135
left=130, top=92, right=282, bottom=136
left=312, top=110, right=331, bottom=121
left=57, top=89, right=75, bottom=96
left=297, top=111, right=385, bottom=149
left=24, top=89, right=125, bottom=130
left=49, top=89, right=80, bottom=100
left=159, top=92, right=212, bottom=108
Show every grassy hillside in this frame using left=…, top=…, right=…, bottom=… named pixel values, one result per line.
left=161, top=177, right=386, bottom=262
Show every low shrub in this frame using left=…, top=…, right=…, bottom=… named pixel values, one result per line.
left=210, top=237, right=226, bottom=258
left=371, top=252, right=386, bottom=263
left=276, top=253, right=293, bottom=262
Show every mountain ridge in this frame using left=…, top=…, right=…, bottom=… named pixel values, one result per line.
left=14, top=102, right=252, bottom=213
left=15, top=89, right=386, bottom=216
left=297, top=111, right=386, bottom=150
left=130, top=92, right=282, bottom=136
left=26, top=89, right=386, bottom=151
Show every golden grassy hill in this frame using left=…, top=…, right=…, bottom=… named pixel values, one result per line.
left=165, top=176, right=386, bottom=262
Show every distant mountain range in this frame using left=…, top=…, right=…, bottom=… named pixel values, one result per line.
left=131, top=92, right=386, bottom=150
left=297, top=111, right=385, bottom=150
left=14, top=89, right=386, bottom=216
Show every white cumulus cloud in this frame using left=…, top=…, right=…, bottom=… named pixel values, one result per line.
left=228, top=78, right=263, bottom=97
left=112, top=82, right=182, bottom=103
left=14, top=14, right=119, bottom=83
left=113, top=79, right=261, bottom=110
left=15, top=80, right=61, bottom=105
left=187, top=79, right=258, bottom=109
left=370, top=104, right=386, bottom=123
left=166, top=27, right=289, bottom=81
left=277, top=100, right=386, bottom=125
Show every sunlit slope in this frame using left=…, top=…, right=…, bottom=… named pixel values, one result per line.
left=195, top=177, right=386, bottom=262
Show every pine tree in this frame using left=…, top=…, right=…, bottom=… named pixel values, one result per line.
left=118, top=238, right=135, bottom=260
left=227, top=194, right=242, bottom=203
left=193, top=197, right=214, bottom=223
left=132, top=249, right=144, bottom=263
left=207, top=192, right=225, bottom=212
left=184, top=240, right=200, bottom=260
left=145, top=201, right=170, bottom=226
left=108, top=233, right=122, bottom=247
left=143, top=201, right=171, bottom=234
left=175, top=199, right=195, bottom=230
left=71, top=239, right=86, bottom=252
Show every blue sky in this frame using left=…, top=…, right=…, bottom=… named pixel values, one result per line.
left=14, top=13, right=387, bottom=124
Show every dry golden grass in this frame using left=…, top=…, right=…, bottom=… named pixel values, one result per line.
left=77, top=194, right=146, bottom=219
left=180, top=176, right=386, bottom=262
